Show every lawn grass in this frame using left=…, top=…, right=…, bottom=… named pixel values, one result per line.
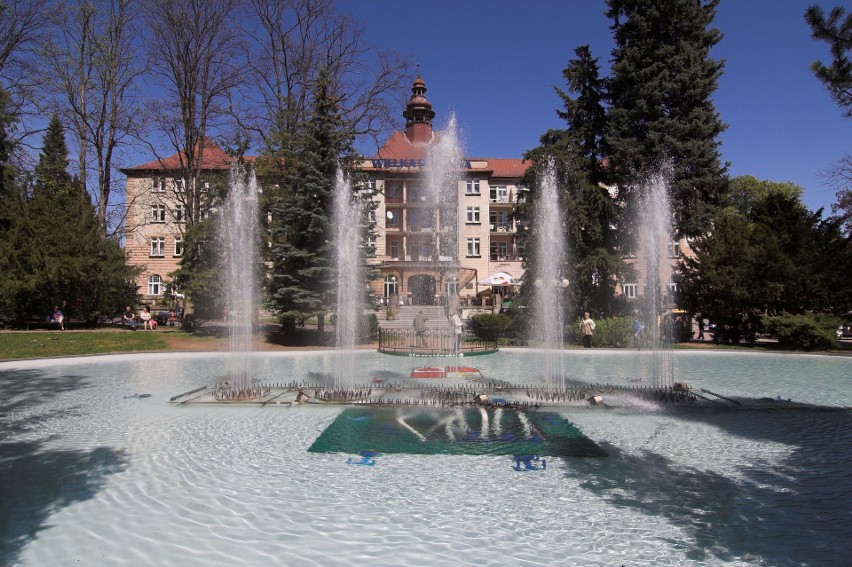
left=0, top=330, right=174, bottom=360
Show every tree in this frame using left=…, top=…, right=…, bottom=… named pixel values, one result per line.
left=805, top=5, right=852, bottom=119
left=41, top=0, right=147, bottom=236
left=678, top=176, right=852, bottom=343
left=805, top=5, right=852, bottom=234
left=605, top=0, right=728, bottom=237
left=267, top=68, right=355, bottom=332
left=240, top=0, right=411, bottom=164
left=143, top=0, right=244, bottom=226
left=0, top=114, right=136, bottom=325
left=522, top=45, right=628, bottom=318
left=0, top=0, right=48, bottom=147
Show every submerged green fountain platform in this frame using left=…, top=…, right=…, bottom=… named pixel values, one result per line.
left=308, top=407, right=607, bottom=457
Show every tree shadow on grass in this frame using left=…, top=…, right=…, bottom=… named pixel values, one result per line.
left=568, top=409, right=852, bottom=565
left=0, top=369, right=129, bottom=565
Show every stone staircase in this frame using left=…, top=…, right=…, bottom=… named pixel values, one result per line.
left=377, top=305, right=451, bottom=331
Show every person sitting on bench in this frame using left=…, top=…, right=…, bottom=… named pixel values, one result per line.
left=123, top=306, right=137, bottom=330
left=50, top=306, right=65, bottom=330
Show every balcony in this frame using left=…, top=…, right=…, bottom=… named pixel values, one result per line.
left=490, top=223, right=513, bottom=233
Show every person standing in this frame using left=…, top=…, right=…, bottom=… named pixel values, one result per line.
left=633, top=317, right=644, bottom=350
left=580, top=312, right=596, bottom=349
left=413, top=310, right=428, bottom=348
left=451, top=311, right=463, bottom=354
left=697, top=317, right=705, bottom=341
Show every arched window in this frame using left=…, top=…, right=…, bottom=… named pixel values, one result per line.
left=148, top=275, right=163, bottom=296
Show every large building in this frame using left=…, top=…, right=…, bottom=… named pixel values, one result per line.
left=358, top=76, right=530, bottom=307
left=121, top=75, right=689, bottom=311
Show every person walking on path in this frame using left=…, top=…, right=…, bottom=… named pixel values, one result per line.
left=581, top=312, right=596, bottom=349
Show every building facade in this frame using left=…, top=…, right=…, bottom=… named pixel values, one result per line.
left=121, top=75, right=690, bottom=312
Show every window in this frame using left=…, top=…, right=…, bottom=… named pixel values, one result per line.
left=668, top=274, right=679, bottom=295
left=148, top=275, right=163, bottom=296
left=150, top=237, right=165, bottom=257
left=490, top=185, right=508, bottom=203
left=466, top=206, right=480, bottom=223
left=466, top=237, right=480, bottom=257
left=465, top=179, right=480, bottom=195
left=368, top=207, right=377, bottom=223
left=445, top=276, right=459, bottom=296
left=173, top=204, right=185, bottom=223
left=386, top=181, right=402, bottom=200
left=152, top=177, right=166, bottom=193
left=383, top=275, right=398, bottom=298
left=365, top=236, right=376, bottom=256
left=490, top=240, right=509, bottom=261
left=408, top=182, right=422, bottom=202
left=390, top=241, right=400, bottom=259
left=175, top=178, right=186, bottom=192
left=490, top=210, right=509, bottom=230
left=622, top=282, right=637, bottom=299
left=151, top=204, right=166, bottom=223
left=409, top=241, right=421, bottom=261
left=668, top=239, right=681, bottom=258
left=515, top=238, right=526, bottom=259
left=174, top=237, right=183, bottom=257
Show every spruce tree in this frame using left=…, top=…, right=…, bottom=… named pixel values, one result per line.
left=523, top=46, right=629, bottom=317
left=267, top=68, right=356, bottom=333
left=605, top=0, right=728, bottom=237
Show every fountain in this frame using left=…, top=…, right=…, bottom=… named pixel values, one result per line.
left=635, top=163, right=676, bottom=388
left=2, top=350, right=850, bottom=566
left=215, top=163, right=267, bottom=400
left=530, top=160, right=569, bottom=391
left=332, top=168, right=364, bottom=390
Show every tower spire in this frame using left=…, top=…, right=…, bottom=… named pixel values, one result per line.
left=403, top=72, right=435, bottom=143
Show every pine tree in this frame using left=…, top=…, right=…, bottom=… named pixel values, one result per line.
left=267, top=68, right=356, bottom=332
left=605, top=0, right=728, bottom=237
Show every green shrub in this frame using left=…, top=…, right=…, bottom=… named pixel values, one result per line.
left=761, top=313, right=841, bottom=351
left=470, top=313, right=513, bottom=340
left=362, top=313, right=379, bottom=341
left=565, top=316, right=633, bottom=348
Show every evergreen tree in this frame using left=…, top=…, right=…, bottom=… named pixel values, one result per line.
left=267, top=68, right=356, bottom=332
left=805, top=5, right=852, bottom=118
left=0, top=114, right=137, bottom=325
left=605, top=0, right=728, bottom=237
left=678, top=176, right=852, bottom=343
left=522, top=46, right=628, bottom=317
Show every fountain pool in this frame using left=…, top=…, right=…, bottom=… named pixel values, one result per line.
left=1, top=350, right=850, bottom=566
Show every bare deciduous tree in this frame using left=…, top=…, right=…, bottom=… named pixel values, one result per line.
left=42, top=0, right=148, bottom=236
left=0, top=0, right=49, bottom=154
left=239, top=0, right=411, bottom=161
left=143, top=0, right=245, bottom=225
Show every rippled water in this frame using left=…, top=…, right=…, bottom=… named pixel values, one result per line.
left=1, top=350, right=850, bottom=566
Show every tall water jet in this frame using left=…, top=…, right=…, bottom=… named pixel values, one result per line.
left=219, top=163, right=261, bottom=398
left=424, top=113, right=463, bottom=268
left=636, top=163, right=675, bottom=388
left=530, top=160, right=568, bottom=391
left=332, top=168, right=365, bottom=390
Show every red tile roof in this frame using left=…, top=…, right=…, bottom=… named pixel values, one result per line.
left=122, top=139, right=247, bottom=172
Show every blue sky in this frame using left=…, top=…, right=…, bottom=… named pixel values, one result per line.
left=337, top=0, right=849, bottom=214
